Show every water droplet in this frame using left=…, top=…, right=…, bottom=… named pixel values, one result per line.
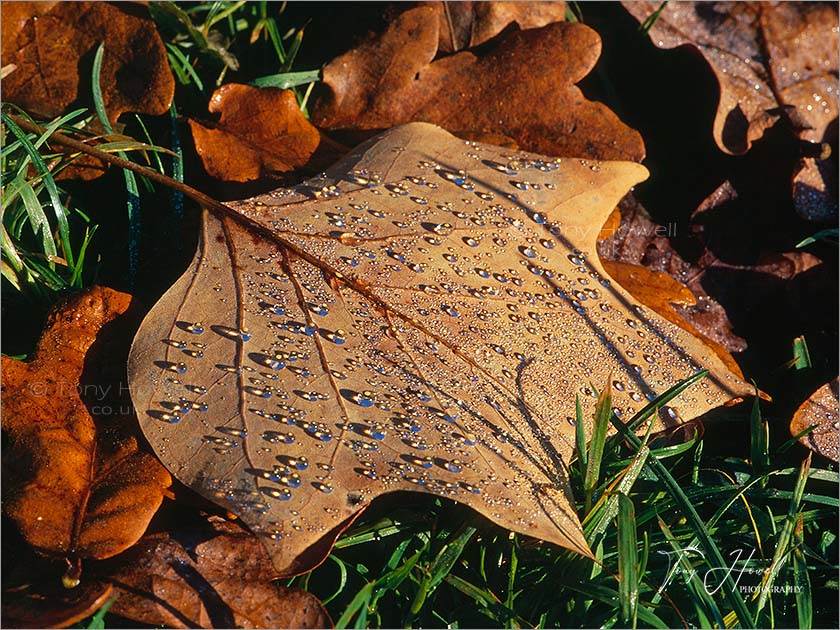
left=263, top=487, right=292, bottom=501
left=160, top=361, right=188, bottom=374
left=185, top=322, right=205, bottom=334
left=244, top=385, right=273, bottom=398
left=442, top=304, right=459, bottom=317
left=314, top=482, right=333, bottom=494
left=443, top=459, right=464, bottom=473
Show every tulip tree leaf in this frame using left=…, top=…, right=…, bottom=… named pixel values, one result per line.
left=128, top=123, right=751, bottom=575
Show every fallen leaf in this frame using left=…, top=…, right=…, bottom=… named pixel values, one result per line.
left=311, top=7, right=645, bottom=161
left=105, top=516, right=330, bottom=629
left=0, top=1, right=174, bottom=121
left=1, top=287, right=171, bottom=575
left=601, top=260, right=744, bottom=379
left=423, top=1, right=567, bottom=53
left=623, top=1, right=838, bottom=221
left=189, top=84, right=348, bottom=183
left=597, top=193, right=747, bottom=354
left=790, top=378, right=839, bottom=462
left=128, top=123, right=751, bottom=576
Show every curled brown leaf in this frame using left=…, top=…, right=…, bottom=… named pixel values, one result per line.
left=623, top=1, right=838, bottom=221
left=1, top=287, right=171, bottom=573
left=189, top=84, right=347, bottom=183
left=106, top=516, right=331, bottom=629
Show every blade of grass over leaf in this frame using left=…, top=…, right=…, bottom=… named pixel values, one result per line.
left=584, top=381, right=613, bottom=513
left=607, top=369, right=710, bottom=448
left=250, top=69, right=321, bottom=89
left=574, top=394, right=588, bottom=479
left=639, top=1, right=669, bottom=33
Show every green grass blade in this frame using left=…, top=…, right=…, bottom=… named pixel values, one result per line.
left=334, top=582, right=373, bottom=630
left=607, top=369, right=709, bottom=448
left=796, top=228, right=838, bottom=247
left=639, top=1, right=668, bottom=33
left=250, top=69, right=320, bottom=89
left=749, top=393, right=770, bottom=479
left=584, top=382, right=612, bottom=513
left=92, top=43, right=141, bottom=284
left=754, top=454, right=811, bottom=617
left=584, top=444, right=649, bottom=540
left=792, top=336, right=812, bottom=369
left=574, top=394, right=588, bottom=479
left=84, top=596, right=115, bottom=629
left=169, top=102, right=185, bottom=219
left=792, top=516, right=813, bottom=629
left=617, top=494, right=639, bottom=629
left=1, top=111, right=74, bottom=268
left=409, top=526, right=477, bottom=617
left=16, top=177, right=57, bottom=258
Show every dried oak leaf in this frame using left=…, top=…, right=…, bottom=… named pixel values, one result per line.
left=623, top=1, right=838, bottom=222
left=421, top=0, right=568, bottom=53
left=790, top=378, right=839, bottom=462
left=189, top=84, right=348, bottom=183
left=0, top=1, right=174, bottom=121
left=311, top=6, right=644, bottom=162
left=106, top=516, right=330, bottom=628
left=1, top=287, right=171, bottom=568
left=128, top=123, right=750, bottom=576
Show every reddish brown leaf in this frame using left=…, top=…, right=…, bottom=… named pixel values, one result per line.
left=106, top=516, right=331, bottom=629
left=623, top=1, right=838, bottom=221
left=790, top=378, right=839, bottom=461
left=1, top=287, right=171, bottom=570
left=601, top=260, right=745, bottom=379
left=597, top=194, right=747, bottom=355
left=1, top=2, right=174, bottom=121
left=423, top=0, right=567, bottom=53
left=189, top=84, right=347, bottom=183
left=311, top=7, right=644, bottom=161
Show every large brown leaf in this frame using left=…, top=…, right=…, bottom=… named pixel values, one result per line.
left=623, top=1, right=838, bottom=222
left=422, top=1, right=568, bottom=53
left=106, top=516, right=330, bottom=628
left=189, top=84, right=347, bottom=183
left=0, top=1, right=174, bottom=121
left=311, top=7, right=645, bottom=162
left=2, top=287, right=171, bottom=571
left=128, top=123, right=751, bottom=576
